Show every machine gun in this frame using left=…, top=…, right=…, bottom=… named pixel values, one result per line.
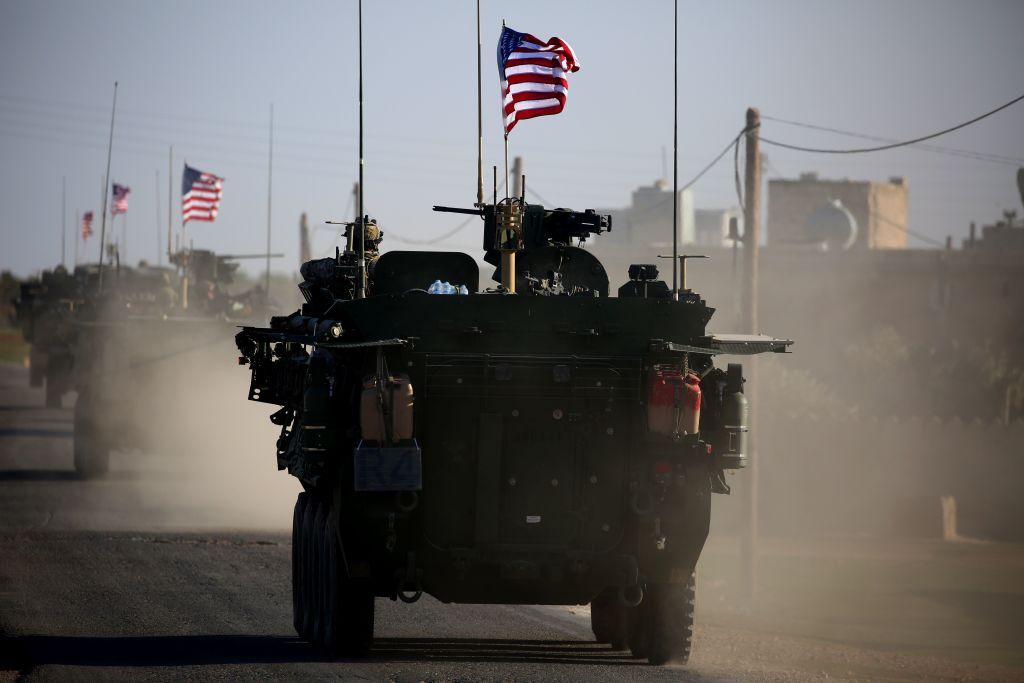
left=433, top=202, right=613, bottom=295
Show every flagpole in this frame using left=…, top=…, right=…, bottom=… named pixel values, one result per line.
left=123, top=212, right=128, bottom=265
left=475, top=0, right=483, bottom=206
left=502, top=20, right=509, bottom=201
left=154, top=171, right=160, bottom=266
left=266, top=102, right=274, bottom=295
left=74, top=210, right=79, bottom=268
left=167, top=146, right=173, bottom=260
left=671, top=0, right=679, bottom=300
left=61, top=176, right=66, bottom=268
left=97, top=81, right=118, bottom=290
left=356, top=0, right=366, bottom=299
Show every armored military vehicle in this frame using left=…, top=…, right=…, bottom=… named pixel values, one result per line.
left=11, top=265, right=84, bottom=407
left=71, top=251, right=273, bottom=478
left=236, top=200, right=791, bottom=664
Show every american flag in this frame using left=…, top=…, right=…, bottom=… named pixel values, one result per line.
left=181, top=164, right=223, bottom=224
left=81, top=211, right=93, bottom=241
left=111, top=183, right=130, bottom=215
left=498, top=26, right=580, bottom=134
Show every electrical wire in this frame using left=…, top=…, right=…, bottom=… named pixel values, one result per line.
left=761, top=92, right=1024, bottom=155
left=870, top=210, right=945, bottom=248
left=762, top=114, right=1024, bottom=166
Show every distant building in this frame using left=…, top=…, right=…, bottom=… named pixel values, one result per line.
left=597, top=180, right=694, bottom=248
left=694, top=207, right=739, bottom=248
left=767, top=172, right=909, bottom=249
left=964, top=211, right=1024, bottom=251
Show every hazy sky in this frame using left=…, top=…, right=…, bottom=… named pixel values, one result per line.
left=1, top=0, right=1022, bottom=277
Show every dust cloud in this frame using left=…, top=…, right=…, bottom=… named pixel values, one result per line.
left=80, top=328, right=299, bottom=533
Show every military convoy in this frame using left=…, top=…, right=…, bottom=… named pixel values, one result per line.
left=11, top=252, right=273, bottom=477
left=236, top=201, right=791, bottom=664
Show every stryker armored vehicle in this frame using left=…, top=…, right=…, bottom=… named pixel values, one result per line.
left=12, top=265, right=85, bottom=407
left=71, top=251, right=274, bottom=478
left=236, top=200, right=792, bottom=664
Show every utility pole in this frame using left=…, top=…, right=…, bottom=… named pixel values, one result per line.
left=511, top=156, right=523, bottom=198
left=740, top=106, right=761, bottom=601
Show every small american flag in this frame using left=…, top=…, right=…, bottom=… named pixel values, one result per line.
left=81, top=211, right=94, bottom=241
left=111, top=183, right=130, bottom=215
left=498, top=26, right=580, bottom=134
left=182, top=164, right=223, bottom=224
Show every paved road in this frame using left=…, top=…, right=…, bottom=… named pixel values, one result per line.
left=2, top=363, right=1023, bottom=682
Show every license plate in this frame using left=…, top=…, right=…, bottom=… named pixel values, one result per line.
left=353, top=441, right=422, bottom=491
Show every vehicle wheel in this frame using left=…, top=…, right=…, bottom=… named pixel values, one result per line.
left=292, top=493, right=309, bottom=637
left=628, top=596, right=652, bottom=660
left=311, top=500, right=330, bottom=647
left=72, top=391, right=109, bottom=478
left=29, top=350, right=45, bottom=388
left=645, top=574, right=696, bottom=666
left=45, top=355, right=72, bottom=409
left=321, top=510, right=340, bottom=653
left=591, top=589, right=629, bottom=650
left=45, top=375, right=61, bottom=408
left=322, top=520, right=374, bottom=656
left=299, top=496, right=321, bottom=641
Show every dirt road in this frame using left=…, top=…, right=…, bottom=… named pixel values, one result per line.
left=1, top=364, right=1022, bottom=681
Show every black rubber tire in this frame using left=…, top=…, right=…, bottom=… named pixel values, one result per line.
left=335, top=579, right=374, bottom=658
left=311, top=501, right=330, bottom=647
left=72, top=391, right=109, bottom=479
left=292, top=493, right=308, bottom=637
left=628, top=596, right=652, bottom=660
left=646, top=574, right=696, bottom=666
left=299, top=496, right=320, bottom=641
left=45, top=375, right=61, bottom=408
left=591, top=590, right=630, bottom=650
left=319, top=504, right=374, bottom=658
left=44, top=355, right=71, bottom=409
left=321, top=511, right=341, bottom=653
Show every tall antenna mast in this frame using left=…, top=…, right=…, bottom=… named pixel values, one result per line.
left=266, top=103, right=274, bottom=295
left=98, top=81, right=118, bottom=290
left=356, top=0, right=366, bottom=299
left=671, top=0, right=679, bottom=299
left=475, top=0, right=483, bottom=206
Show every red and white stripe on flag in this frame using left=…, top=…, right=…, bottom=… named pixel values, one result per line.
left=499, top=28, right=580, bottom=134
left=182, top=165, right=224, bottom=224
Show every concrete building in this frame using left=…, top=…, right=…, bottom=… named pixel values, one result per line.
left=767, top=172, right=909, bottom=249
left=964, top=211, right=1024, bottom=251
left=597, top=180, right=694, bottom=248
left=694, top=207, right=739, bottom=248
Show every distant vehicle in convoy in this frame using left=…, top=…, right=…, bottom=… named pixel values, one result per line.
left=236, top=200, right=792, bottom=664
left=12, top=265, right=86, bottom=407
left=69, top=251, right=275, bottom=478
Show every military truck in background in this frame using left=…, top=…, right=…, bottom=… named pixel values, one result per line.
left=12, top=265, right=85, bottom=407
left=236, top=201, right=792, bottom=664
left=70, top=251, right=274, bottom=478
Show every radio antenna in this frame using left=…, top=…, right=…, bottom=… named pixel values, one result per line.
left=671, top=0, right=679, bottom=300
left=356, top=0, right=366, bottom=299
left=475, top=0, right=484, bottom=206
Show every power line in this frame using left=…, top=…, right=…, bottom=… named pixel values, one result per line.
left=870, top=209, right=945, bottom=248
left=761, top=92, right=1024, bottom=155
left=762, top=114, right=1024, bottom=166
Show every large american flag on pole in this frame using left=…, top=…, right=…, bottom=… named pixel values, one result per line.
left=498, top=26, right=580, bottom=134
left=111, top=183, right=130, bottom=215
left=181, top=164, right=223, bottom=224
left=81, top=211, right=94, bottom=241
